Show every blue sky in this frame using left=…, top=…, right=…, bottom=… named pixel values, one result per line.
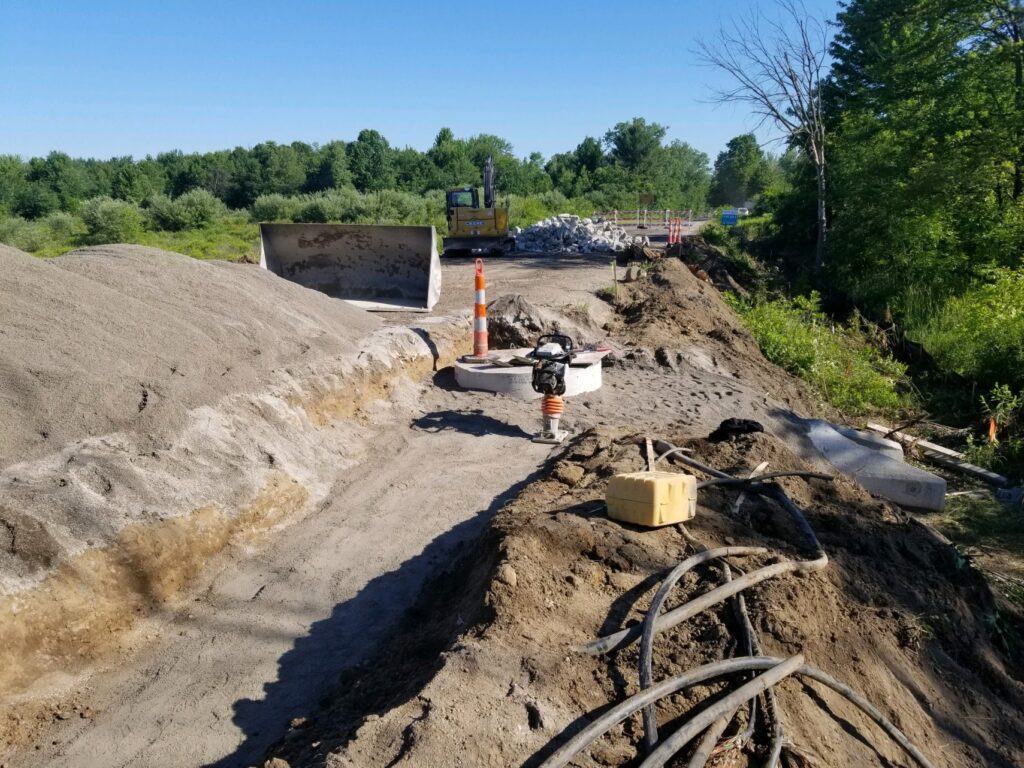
left=1, top=0, right=840, bottom=163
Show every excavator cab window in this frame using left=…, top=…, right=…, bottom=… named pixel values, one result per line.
left=446, top=188, right=479, bottom=212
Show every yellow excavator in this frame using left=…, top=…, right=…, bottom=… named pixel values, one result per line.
left=442, top=156, right=516, bottom=256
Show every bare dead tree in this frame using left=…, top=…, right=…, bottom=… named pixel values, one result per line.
left=698, top=0, right=830, bottom=269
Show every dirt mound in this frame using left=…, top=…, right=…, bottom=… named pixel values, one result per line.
left=263, top=427, right=1024, bottom=768
left=487, top=293, right=599, bottom=349
left=0, top=244, right=379, bottom=470
left=610, top=259, right=821, bottom=415
left=666, top=236, right=764, bottom=295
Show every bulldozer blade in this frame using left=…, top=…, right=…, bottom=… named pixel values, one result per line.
left=259, top=223, right=442, bottom=311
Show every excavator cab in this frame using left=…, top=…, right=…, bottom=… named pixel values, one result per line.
left=446, top=187, right=479, bottom=213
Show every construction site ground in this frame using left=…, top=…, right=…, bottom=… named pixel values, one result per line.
left=1, top=232, right=1022, bottom=768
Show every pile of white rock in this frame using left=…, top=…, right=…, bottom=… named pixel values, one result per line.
left=512, top=215, right=650, bottom=254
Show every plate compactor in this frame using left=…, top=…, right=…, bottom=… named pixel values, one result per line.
left=530, top=334, right=575, bottom=444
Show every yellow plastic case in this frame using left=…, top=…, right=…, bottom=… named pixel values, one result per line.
left=605, top=471, right=697, bottom=528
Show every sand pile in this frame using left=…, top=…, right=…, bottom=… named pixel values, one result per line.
left=264, top=428, right=1024, bottom=768
left=0, top=243, right=469, bottom=707
left=0, top=244, right=379, bottom=469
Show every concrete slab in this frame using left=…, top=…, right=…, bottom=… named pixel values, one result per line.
left=454, top=348, right=607, bottom=400
left=805, top=419, right=946, bottom=510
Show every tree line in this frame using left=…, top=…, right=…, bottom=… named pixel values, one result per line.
left=0, top=118, right=722, bottom=222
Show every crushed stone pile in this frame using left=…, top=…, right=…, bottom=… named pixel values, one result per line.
left=263, top=427, right=1024, bottom=768
left=513, top=215, right=650, bottom=254
left=0, top=243, right=379, bottom=470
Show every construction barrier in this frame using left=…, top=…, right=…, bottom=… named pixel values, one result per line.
left=594, top=210, right=696, bottom=226
left=668, top=218, right=686, bottom=245
left=474, top=258, right=488, bottom=357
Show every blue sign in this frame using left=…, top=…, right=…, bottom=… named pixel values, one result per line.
left=721, top=210, right=738, bottom=226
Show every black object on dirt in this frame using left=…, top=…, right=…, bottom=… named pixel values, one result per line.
left=708, top=418, right=765, bottom=443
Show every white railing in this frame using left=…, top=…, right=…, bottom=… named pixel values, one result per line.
left=592, top=209, right=695, bottom=227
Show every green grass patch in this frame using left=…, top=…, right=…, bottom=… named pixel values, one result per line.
left=725, top=291, right=910, bottom=413
left=0, top=212, right=259, bottom=262
left=914, top=268, right=1024, bottom=392
left=135, top=216, right=259, bottom=261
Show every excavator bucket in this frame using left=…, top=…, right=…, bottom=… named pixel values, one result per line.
left=259, top=223, right=442, bottom=311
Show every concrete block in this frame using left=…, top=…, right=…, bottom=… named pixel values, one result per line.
left=831, top=423, right=904, bottom=462
left=805, top=419, right=945, bottom=510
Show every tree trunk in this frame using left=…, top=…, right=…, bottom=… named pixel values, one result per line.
left=1012, top=14, right=1024, bottom=200
left=815, top=158, right=827, bottom=270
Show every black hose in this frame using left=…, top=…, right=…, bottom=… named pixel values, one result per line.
left=637, top=548, right=767, bottom=751
left=639, top=656, right=806, bottom=768
left=767, top=485, right=825, bottom=558
left=655, top=438, right=826, bottom=557
left=729, top=560, right=784, bottom=763
left=724, top=562, right=759, bottom=750
left=697, top=471, right=834, bottom=489
left=654, top=444, right=731, bottom=479
left=537, top=656, right=935, bottom=768
left=581, top=555, right=828, bottom=656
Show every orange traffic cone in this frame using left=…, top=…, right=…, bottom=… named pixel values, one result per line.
left=466, top=258, right=490, bottom=362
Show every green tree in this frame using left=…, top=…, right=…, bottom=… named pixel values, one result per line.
left=110, top=157, right=163, bottom=202
left=0, top=155, right=29, bottom=214
left=306, top=141, right=352, bottom=192
left=575, top=137, right=605, bottom=173
left=604, top=118, right=667, bottom=172
left=348, top=129, right=395, bottom=192
left=710, top=134, right=771, bottom=206
left=426, top=128, right=478, bottom=189
left=652, top=141, right=711, bottom=210
left=26, top=152, right=88, bottom=212
left=825, top=0, right=1015, bottom=316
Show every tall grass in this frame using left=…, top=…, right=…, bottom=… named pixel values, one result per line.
left=726, top=291, right=910, bottom=413
left=914, top=268, right=1024, bottom=391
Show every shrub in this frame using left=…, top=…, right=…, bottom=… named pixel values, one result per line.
left=80, top=196, right=144, bottom=244
left=915, top=268, right=1024, bottom=391
left=174, top=188, right=224, bottom=228
left=41, top=210, right=81, bottom=241
left=701, top=221, right=730, bottom=246
left=294, top=189, right=366, bottom=223
left=726, top=291, right=909, bottom=413
left=147, top=189, right=224, bottom=231
left=363, top=189, right=431, bottom=224
left=252, top=193, right=301, bottom=222
left=0, top=215, right=49, bottom=252
left=733, top=214, right=774, bottom=246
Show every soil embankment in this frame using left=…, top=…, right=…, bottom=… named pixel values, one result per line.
left=265, top=432, right=1024, bottom=768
